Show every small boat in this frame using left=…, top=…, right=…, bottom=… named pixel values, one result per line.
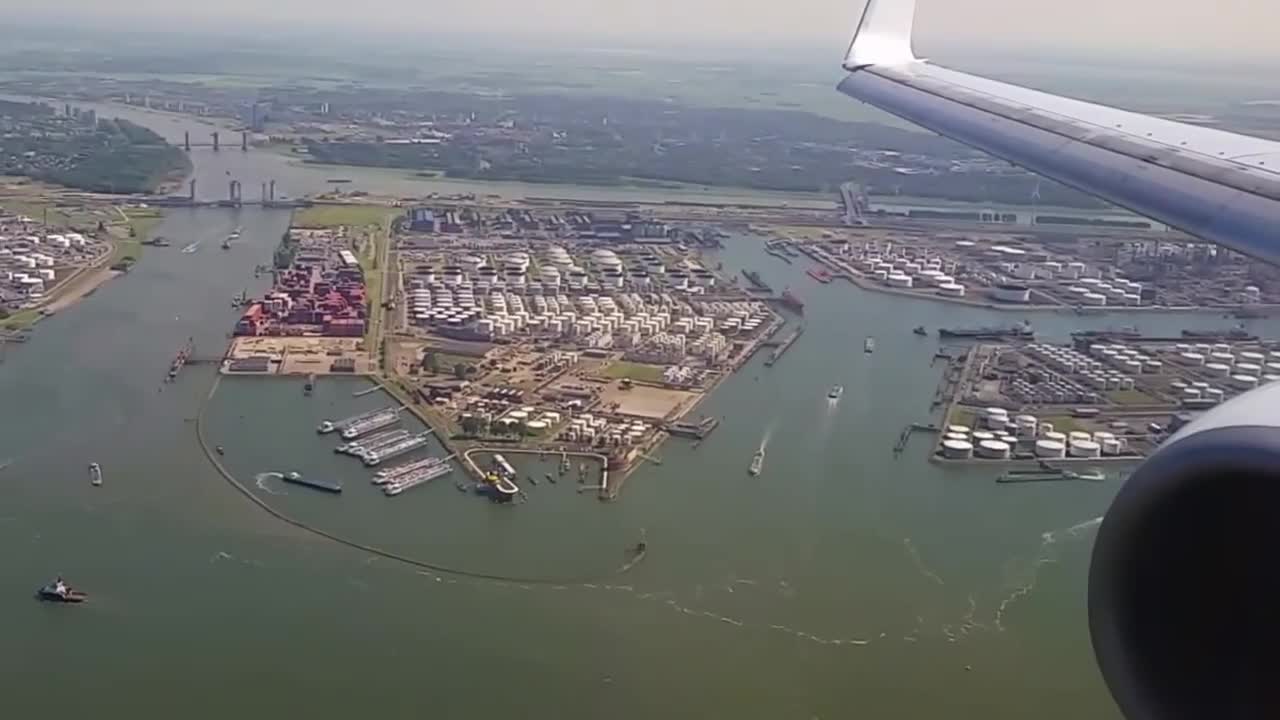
left=864, top=337, right=876, bottom=353
left=286, top=471, right=302, bottom=482
left=215, top=446, right=225, bottom=456
left=828, top=385, right=844, bottom=401
left=749, top=449, right=765, bottom=476
left=544, top=473, right=557, bottom=485
left=37, top=578, right=87, bottom=603
left=221, top=238, right=232, bottom=250
left=913, top=326, right=927, bottom=336
left=527, top=474, right=538, bottom=486
left=317, top=420, right=336, bottom=434
left=88, top=462, right=103, bottom=487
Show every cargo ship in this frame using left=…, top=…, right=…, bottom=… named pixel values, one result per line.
left=167, top=338, right=194, bottom=382
left=1182, top=327, right=1256, bottom=341
left=807, top=267, right=834, bottom=284
left=938, top=324, right=1034, bottom=340
left=778, top=289, right=805, bottom=313
left=741, top=269, right=772, bottom=292
left=281, top=471, right=342, bottom=494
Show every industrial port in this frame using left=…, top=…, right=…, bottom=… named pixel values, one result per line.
left=764, top=226, right=1280, bottom=315
left=380, top=231, right=796, bottom=496
left=932, top=334, right=1280, bottom=465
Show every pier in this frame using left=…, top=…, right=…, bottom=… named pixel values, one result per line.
left=764, top=325, right=804, bottom=367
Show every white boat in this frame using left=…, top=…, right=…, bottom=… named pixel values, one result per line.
left=317, top=420, right=336, bottom=434
left=89, top=462, right=103, bottom=487
left=828, top=385, right=844, bottom=400
left=748, top=448, right=764, bottom=476
left=864, top=337, right=876, bottom=353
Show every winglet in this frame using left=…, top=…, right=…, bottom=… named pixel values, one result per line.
left=843, top=0, right=918, bottom=71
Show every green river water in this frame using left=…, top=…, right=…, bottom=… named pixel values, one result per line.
left=3, top=112, right=1280, bottom=718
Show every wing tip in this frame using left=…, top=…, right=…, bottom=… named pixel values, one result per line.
left=843, top=0, right=918, bottom=71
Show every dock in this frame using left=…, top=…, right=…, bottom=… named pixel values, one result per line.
left=280, top=473, right=343, bottom=494
left=667, top=416, right=720, bottom=440
left=764, top=325, right=805, bottom=367
left=384, top=462, right=455, bottom=496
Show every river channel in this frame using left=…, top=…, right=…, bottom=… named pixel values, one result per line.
left=3, top=106, right=1279, bottom=718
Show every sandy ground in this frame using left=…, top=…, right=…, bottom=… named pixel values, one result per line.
left=44, top=267, right=120, bottom=314
left=598, top=383, right=700, bottom=421
left=226, top=336, right=373, bottom=375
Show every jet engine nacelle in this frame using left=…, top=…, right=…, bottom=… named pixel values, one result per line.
left=1090, top=380, right=1280, bottom=718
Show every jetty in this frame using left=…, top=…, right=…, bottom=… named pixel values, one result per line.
left=764, top=325, right=804, bottom=367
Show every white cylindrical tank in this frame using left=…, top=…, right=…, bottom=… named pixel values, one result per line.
left=947, top=425, right=971, bottom=435
left=990, top=284, right=1031, bottom=303
left=1035, top=440, right=1066, bottom=458
left=1204, top=362, right=1232, bottom=377
left=1178, top=352, right=1206, bottom=366
left=1069, top=440, right=1102, bottom=458
left=938, top=283, right=966, bottom=297
left=1236, top=362, right=1262, bottom=377
left=971, top=431, right=996, bottom=442
left=942, top=440, right=974, bottom=459
left=1101, top=438, right=1123, bottom=456
left=975, top=440, right=1012, bottom=459
left=887, top=273, right=913, bottom=288
left=1044, top=431, right=1068, bottom=444
left=1231, top=375, right=1260, bottom=390
left=1081, top=292, right=1107, bottom=306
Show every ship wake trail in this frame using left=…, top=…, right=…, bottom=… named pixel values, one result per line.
left=903, top=538, right=945, bottom=585
left=254, top=472, right=287, bottom=496
left=994, top=516, right=1103, bottom=631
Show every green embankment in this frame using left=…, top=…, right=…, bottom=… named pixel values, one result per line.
left=603, top=361, right=667, bottom=384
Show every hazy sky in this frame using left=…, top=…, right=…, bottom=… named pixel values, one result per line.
left=6, top=0, right=1280, bottom=59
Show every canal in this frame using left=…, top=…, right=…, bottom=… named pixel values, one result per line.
left=3, top=105, right=1279, bottom=718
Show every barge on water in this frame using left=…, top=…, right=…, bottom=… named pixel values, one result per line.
left=341, top=410, right=403, bottom=439
left=281, top=471, right=343, bottom=494
left=384, top=462, right=455, bottom=496
left=363, top=433, right=432, bottom=466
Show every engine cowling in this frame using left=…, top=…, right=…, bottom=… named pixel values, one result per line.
left=1089, top=381, right=1280, bottom=719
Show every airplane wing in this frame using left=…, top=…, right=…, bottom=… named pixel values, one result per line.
left=837, top=0, right=1280, bottom=265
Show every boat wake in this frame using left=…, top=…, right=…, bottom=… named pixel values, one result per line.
left=993, top=515, right=1103, bottom=630
left=254, top=472, right=288, bottom=496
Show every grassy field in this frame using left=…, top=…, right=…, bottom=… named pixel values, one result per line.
left=603, top=361, right=667, bottom=384
left=292, top=204, right=400, bottom=230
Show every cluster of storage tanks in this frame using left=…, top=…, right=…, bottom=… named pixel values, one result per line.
left=410, top=267, right=768, bottom=344
left=856, top=252, right=967, bottom=297
left=941, top=407, right=1128, bottom=460
left=494, top=407, right=563, bottom=436
left=445, top=247, right=717, bottom=293
left=1168, top=343, right=1280, bottom=404
left=559, top=413, right=651, bottom=447
left=1062, top=277, right=1144, bottom=307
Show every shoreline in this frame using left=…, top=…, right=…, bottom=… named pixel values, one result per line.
left=790, top=245, right=1278, bottom=317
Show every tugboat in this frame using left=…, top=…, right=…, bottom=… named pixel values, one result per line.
left=37, top=577, right=87, bottom=603
left=88, top=462, right=103, bottom=487
left=913, top=326, right=928, bottom=337
left=827, top=385, right=844, bottom=401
